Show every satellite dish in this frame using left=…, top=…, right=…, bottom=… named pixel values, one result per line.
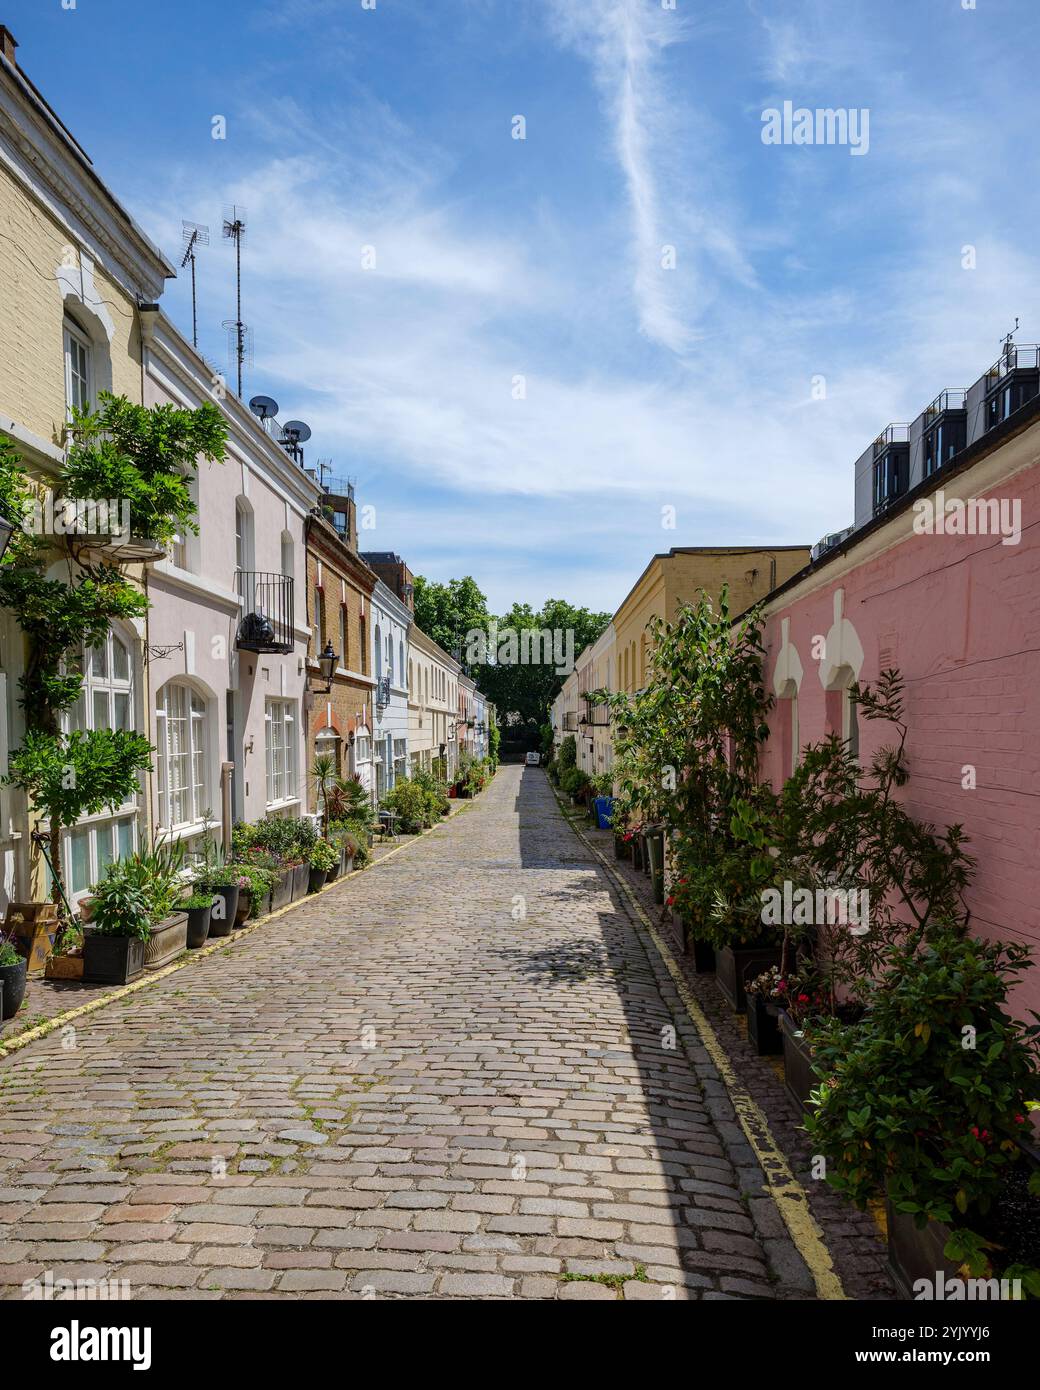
left=249, top=395, right=279, bottom=421
left=281, top=419, right=312, bottom=443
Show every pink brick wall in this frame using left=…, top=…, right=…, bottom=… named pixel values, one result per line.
left=760, top=460, right=1040, bottom=1020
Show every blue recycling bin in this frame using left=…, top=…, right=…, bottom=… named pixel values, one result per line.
left=593, top=796, right=615, bottom=830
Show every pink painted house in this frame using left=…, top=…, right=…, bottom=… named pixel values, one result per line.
left=753, top=347, right=1040, bottom=1019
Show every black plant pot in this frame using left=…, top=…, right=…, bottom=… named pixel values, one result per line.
left=690, top=938, right=716, bottom=974
left=780, top=1009, right=817, bottom=1110
left=291, top=863, right=310, bottom=900
left=234, top=890, right=251, bottom=926
left=0, top=957, right=27, bottom=1019
left=746, top=992, right=783, bottom=1055
left=716, top=942, right=783, bottom=1013
left=308, top=867, right=329, bottom=894
left=83, top=933, right=145, bottom=985
left=208, top=885, right=239, bottom=937
left=632, top=837, right=644, bottom=872
left=614, top=835, right=631, bottom=860
left=186, top=904, right=212, bottom=949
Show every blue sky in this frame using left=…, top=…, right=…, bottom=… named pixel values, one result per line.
left=11, top=0, right=1040, bottom=613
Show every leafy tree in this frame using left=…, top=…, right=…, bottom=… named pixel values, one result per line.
left=412, top=575, right=490, bottom=672
left=477, top=597, right=611, bottom=725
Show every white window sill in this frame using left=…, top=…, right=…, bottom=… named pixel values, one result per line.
left=265, top=797, right=301, bottom=814
left=155, top=820, right=209, bottom=843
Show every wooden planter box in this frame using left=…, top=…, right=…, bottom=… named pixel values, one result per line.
left=746, top=993, right=783, bottom=1055
left=83, top=933, right=146, bottom=985
left=4, top=902, right=60, bottom=975
left=144, top=912, right=188, bottom=969
left=716, top=942, right=783, bottom=1013
left=45, top=954, right=84, bottom=981
left=780, top=1010, right=818, bottom=1110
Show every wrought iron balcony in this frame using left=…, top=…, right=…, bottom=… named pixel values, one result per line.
left=235, top=570, right=294, bottom=654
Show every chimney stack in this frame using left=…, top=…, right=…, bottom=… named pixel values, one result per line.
left=0, top=27, right=18, bottom=66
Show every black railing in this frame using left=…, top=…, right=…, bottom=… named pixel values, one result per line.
left=375, top=674, right=391, bottom=708
left=235, top=571, right=294, bottom=654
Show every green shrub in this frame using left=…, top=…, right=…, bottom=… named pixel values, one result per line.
left=804, top=929, right=1040, bottom=1237
left=89, top=868, right=153, bottom=940
left=382, top=778, right=432, bottom=832
left=185, top=892, right=213, bottom=910
left=308, top=840, right=339, bottom=873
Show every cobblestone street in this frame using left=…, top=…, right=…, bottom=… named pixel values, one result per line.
left=0, top=766, right=826, bottom=1301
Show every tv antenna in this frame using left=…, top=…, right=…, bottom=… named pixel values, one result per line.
left=1001, top=317, right=1020, bottom=358
left=222, top=205, right=247, bottom=395
left=280, top=419, right=311, bottom=465
left=222, top=319, right=253, bottom=385
left=180, top=221, right=209, bottom=349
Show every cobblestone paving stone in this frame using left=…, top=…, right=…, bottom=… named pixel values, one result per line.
left=0, top=766, right=849, bottom=1301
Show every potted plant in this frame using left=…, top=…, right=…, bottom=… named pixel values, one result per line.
left=82, top=868, right=152, bottom=984
left=804, top=930, right=1040, bottom=1299
left=307, top=839, right=338, bottom=893
left=184, top=892, right=213, bottom=949
left=230, top=863, right=274, bottom=922
left=194, top=866, right=240, bottom=937
left=744, top=966, right=785, bottom=1056
left=44, top=924, right=85, bottom=981
left=0, top=930, right=27, bottom=1019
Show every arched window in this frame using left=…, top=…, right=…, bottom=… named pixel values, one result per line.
left=280, top=532, right=294, bottom=579
left=64, top=626, right=139, bottom=898
left=398, top=639, right=404, bottom=682
left=155, top=682, right=209, bottom=830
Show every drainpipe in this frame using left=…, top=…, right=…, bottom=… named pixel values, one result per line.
left=220, top=761, right=235, bottom=856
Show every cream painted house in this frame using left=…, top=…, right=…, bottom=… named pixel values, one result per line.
left=407, top=625, right=461, bottom=780
left=0, top=27, right=174, bottom=907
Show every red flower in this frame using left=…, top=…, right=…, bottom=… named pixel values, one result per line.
left=1014, top=1114, right=1026, bottom=1124
left=797, top=993, right=809, bottom=1004
left=666, top=896, right=675, bottom=907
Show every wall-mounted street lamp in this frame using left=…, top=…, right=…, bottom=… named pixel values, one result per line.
left=0, top=512, right=16, bottom=561
left=312, top=640, right=338, bottom=694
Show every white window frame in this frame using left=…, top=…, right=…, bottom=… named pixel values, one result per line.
left=61, top=626, right=139, bottom=898
left=63, top=319, right=92, bottom=416
left=155, top=681, right=209, bottom=833
left=265, top=698, right=298, bottom=807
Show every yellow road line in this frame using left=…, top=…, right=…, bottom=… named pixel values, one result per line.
left=555, top=789, right=847, bottom=1301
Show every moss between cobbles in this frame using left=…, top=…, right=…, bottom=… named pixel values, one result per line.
left=559, top=1263, right=649, bottom=1292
